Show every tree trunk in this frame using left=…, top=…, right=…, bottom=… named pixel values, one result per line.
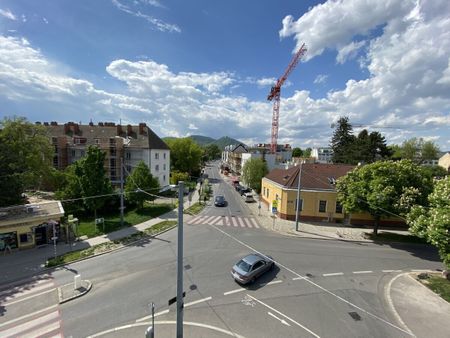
left=373, top=215, right=380, bottom=236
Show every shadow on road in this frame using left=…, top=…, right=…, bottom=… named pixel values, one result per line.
left=371, top=241, right=441, bottom=264
left=241, top=265, right=281, bottom=291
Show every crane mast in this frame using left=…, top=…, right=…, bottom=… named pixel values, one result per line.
left=267, top=43, right=307, bottom=154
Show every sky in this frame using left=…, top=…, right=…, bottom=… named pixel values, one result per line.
left=0, top=0, right=449, bottom=150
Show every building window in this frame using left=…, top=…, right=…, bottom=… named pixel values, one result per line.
left=336, top=202, right=343, bottom=214
left=80, top=150, right=85, bottom=157
left=19, top=233, right=31, bottom=244
left=155, top=164, right=159, bottom=171
left=126, top=165, right=132, bottom=173
left=71, top=150, right=76, bottom=157
left=95, top=138, right=100, bottom=144
left=163, top=164, right=166, bottom=170
left=126, top=152, right=131, bottom=160
left=319, top=200, right=327, bottom=213
left=266, top=188, right=269, bottom=197
left=163, top=152, right=166, bottom=159
left=263, top=187, right=266, bottom=196
left=155, top=152, right=159, bottom=160
left=295, top=199, right=303, bottom=211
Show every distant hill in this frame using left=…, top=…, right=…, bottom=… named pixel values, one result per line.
left=162, top=135, right=245, bottom=150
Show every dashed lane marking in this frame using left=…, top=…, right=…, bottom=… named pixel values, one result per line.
left=353, top=270, right=373, bottom=274
left=322, top=272, right=344, bottom=277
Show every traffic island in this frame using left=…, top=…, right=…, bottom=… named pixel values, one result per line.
left=58, top=277, right=92, bottom=304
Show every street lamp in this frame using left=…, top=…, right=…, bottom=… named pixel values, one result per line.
left=295, top=162, right=303, bottom=232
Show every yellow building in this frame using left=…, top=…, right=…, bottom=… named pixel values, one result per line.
left=0, top=201, right=65, bottom=250
left=261, top=163, right=405, bottom=227
left=438, top=152, right=450, bottom=173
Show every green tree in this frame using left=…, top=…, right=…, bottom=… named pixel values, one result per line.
left=421, top=140, right=440, bottom=162
left=292, top=147, right=303, bottom=157
left=336, top=160, right=433, bottom=235
left=330, top=116, right=356, bottom=164
left=125, top=161, right=160, bottom=209
left=407, top=176, right=450, bottom=269
left=166, top=138, right=203, bottom=176
left=394, top=138, right=440, bottom=164
left=170, top=171, right=190, bottom=185
left=303, top=147, right=312, bottom=157
left=354, top=130, right=392, bottom=164
left=0, top=117, right=53, bottom=206
left=74, top=146, right=112, bottom=219
left=401, top=138, right=422, bottom=161
left=241, top=158, right=268, bottom=194
left=203, top=144, right=221, bottom=161
left=55, top=165, right=84, bottom=214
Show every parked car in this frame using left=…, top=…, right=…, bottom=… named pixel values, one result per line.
left=235, top=184, right=244, bottom=192
left=214, top=195, right=226, bottom=207
left=243, top=192, right=254, bottom=202
left=231, top=253, right=275, bottom=285
left=239, top=187, right=251, bottom=196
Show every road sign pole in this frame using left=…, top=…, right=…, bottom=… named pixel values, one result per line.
left=295, top=162, right=303, bottom=232
left=120, top=157, right=124, bottom=227
left=177, top=182, right=184, bottom=338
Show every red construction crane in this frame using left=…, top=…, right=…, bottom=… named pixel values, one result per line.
left=267, top=43, right=307, bottom=154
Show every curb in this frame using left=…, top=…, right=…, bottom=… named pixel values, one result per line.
left=58, top=279, right=92, bottom=304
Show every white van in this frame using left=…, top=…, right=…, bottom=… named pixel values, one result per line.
left=243, top=192, right=254, bottom=203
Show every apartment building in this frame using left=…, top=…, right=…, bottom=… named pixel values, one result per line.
left=43, top=121, right=170, bottom=188
left=311, top=147, right=333, bottom=163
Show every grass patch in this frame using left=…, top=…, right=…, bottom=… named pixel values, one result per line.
left=76, top=203, right=174, bottom=238
left=46, top=220, right=177, bottom=267
left=184, top=202, right=205, bottom=215
left=365, top=232, right=427, bottom=244
left=422, top=275, right=450, bottom=303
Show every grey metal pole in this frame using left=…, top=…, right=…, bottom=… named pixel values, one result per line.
left=176, top=181, right=184, bottom=338
left=295, top=162, right=303, bottom=232
left=120, top=157, right=124, bottom=227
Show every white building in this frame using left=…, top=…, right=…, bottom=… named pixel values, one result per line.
left=311, top=147, right=333, bottom=164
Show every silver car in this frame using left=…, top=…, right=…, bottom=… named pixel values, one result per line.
left=231, top=253, right=275, bottom=284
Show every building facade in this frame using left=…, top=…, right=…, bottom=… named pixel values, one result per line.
left=43, top=122, right=170, bottom=188
left=261, top=163, right=405, bottom=227
left=311, top=147, right=333, bottom=164
left=438, top=152, right=450, bottom=173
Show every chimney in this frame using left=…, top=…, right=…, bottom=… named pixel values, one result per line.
left=89, top=119, right=94, bottom=126
left=98, top=122, right=104, bottom=126
left=117, top=124, right=123, bottom=136
left=44, top=122, right=49, bottom=126
left=139, top=122, right=146, bottom=135
left=64, top=123, right=70, bottom=134
left=50, top=121, right=58, bottom=126
left=127, top=124, right=133, bottom=136
left=74, top=123, right=80, bottom=135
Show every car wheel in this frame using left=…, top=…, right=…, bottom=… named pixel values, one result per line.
left=270, top=263, right=275, bottom=270
left=251, top=277, right=256, bottom=284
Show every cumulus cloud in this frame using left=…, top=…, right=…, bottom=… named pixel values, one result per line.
left=256, top=77, right=276, bottom=87
left=112, top=0, right=180, bottom=33
left=0, top=8, right=16, bottom=20
left=336, top=40, right=366, bottom=64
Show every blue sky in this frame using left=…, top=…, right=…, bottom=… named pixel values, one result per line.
left=1, top=0, right=449, bottom=150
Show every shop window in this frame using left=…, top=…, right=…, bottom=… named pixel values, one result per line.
left=19, top=233, right=32, bottom=243
left=319, top=200, right=327, bottom=213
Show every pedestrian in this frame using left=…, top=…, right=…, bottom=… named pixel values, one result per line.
left=203, top=195, right=207, bottom=204
left=4, top=237, right=12, bottom=255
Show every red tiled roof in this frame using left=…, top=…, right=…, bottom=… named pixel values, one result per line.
left=264, top=163, right=356, bottom=191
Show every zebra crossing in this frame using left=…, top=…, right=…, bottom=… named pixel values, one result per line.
left=187, top=215, right=260, bottom=229
left=0, top=276, right=63, bottom=338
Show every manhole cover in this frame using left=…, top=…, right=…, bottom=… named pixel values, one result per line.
left=306, top=273, right=314, bottom=278
left=348, top=312, right=361, bottom=321
left=184, top=264, right=191, bottom=270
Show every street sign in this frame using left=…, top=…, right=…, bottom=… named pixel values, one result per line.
left=168, top=291, right=186, bottom=306
left=95, top=218, right=104, bottom=225
left=272, top=207, right=277, bottom=214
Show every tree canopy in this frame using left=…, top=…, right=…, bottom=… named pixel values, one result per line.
left=408, top=176, right=450, bottom=269
left=241, top=158, right=268, bottom=193
left=397, top=138, right=440, bottom=163
left=292, top=147, right=303, bottom=157
left=336, top=160, right=433, bottom=234
left=0, top=117, right=53, bottom=206
left=166, top=138, right=203, bottom=176
left=125, top=161, right=160, bottom=209
left=330, top=116, right=356, bottom=164
left=203, top=144, right=221, bottom=162
left=74, top=146, right=112, bottom=219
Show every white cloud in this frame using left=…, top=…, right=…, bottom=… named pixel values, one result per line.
left=112, top=0, right=180, bottom=33
left=0, top=8, right=17, bottom=20
left=336, top=40, right=365, bottom=64
left=21, top=14, right=26, bottom=23
left=313, top=74, right=328, bottom=84
left=43, top=17, right=49, bottom=24
left=256, top=77, right=276, bottom=87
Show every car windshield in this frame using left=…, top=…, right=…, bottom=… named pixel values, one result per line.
left=236, top=259, right=251, bottom=272
left=215, top=196, right=224, bottom=201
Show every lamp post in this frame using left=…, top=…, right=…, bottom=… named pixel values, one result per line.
left=295, top=162, right=303, bottom=232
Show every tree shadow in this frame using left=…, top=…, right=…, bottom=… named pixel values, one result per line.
left=370, top=240, right=441, bottom=264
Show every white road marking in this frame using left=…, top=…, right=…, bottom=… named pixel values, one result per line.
left=292, top=276, right=308, bottom=280
left=21, top=320, right=60, bottom=338
left=0, top=278, right=52, bottom=297
left=89, top=321, right=246, bottom=338
left=224, top=288, right=246, bottom=296
left=260, top=280, right=283, bottom=287
left=203, top=215, right=217, bottom=224
left=249, top=218, right=260, bottom=228
left=0, top=310, right=59, bottom=337
left=184, top=296, right=212, bottom=308
left=411, top=269, right=429, bottom=272
left=323, top=272, right=344, bottom=277
left=3, top=288, right=57, bottom=306
left=135, top=309, right=170, bottom=323
left=210, top=216, right=222, bottom=225
left=242, top=218, right=251, bottom=228
left=209, top=223, right=415, bottom=337
left=246, top=294, right=319, bottom=337
left=231, top=217, right=238, bottom=227
left=353, top=271, right=373, bottom=274
left=268, top=311, right=291, bottom=326
left=0, top=304, right=58, bottom=329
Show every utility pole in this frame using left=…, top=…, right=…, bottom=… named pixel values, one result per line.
left=120, top=157, right=124, bottom=227
left=176, top=181, right=184, bottom=338
left=295, top=162, right=303, bottom=232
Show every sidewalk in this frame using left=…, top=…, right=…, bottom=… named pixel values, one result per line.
left=0, top=188, right=200, bottom=285
left=388, top=273, right=450, bottom=338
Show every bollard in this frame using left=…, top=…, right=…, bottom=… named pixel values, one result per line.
left=74, top=274, right=81, bottom=290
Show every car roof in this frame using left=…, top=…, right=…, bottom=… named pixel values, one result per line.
left=242, top=254, right=264, bottom=265
left=215, top=195, right=224, bottom=199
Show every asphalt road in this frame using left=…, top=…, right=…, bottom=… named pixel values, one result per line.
left=0, top=162, right=442, bottom=338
